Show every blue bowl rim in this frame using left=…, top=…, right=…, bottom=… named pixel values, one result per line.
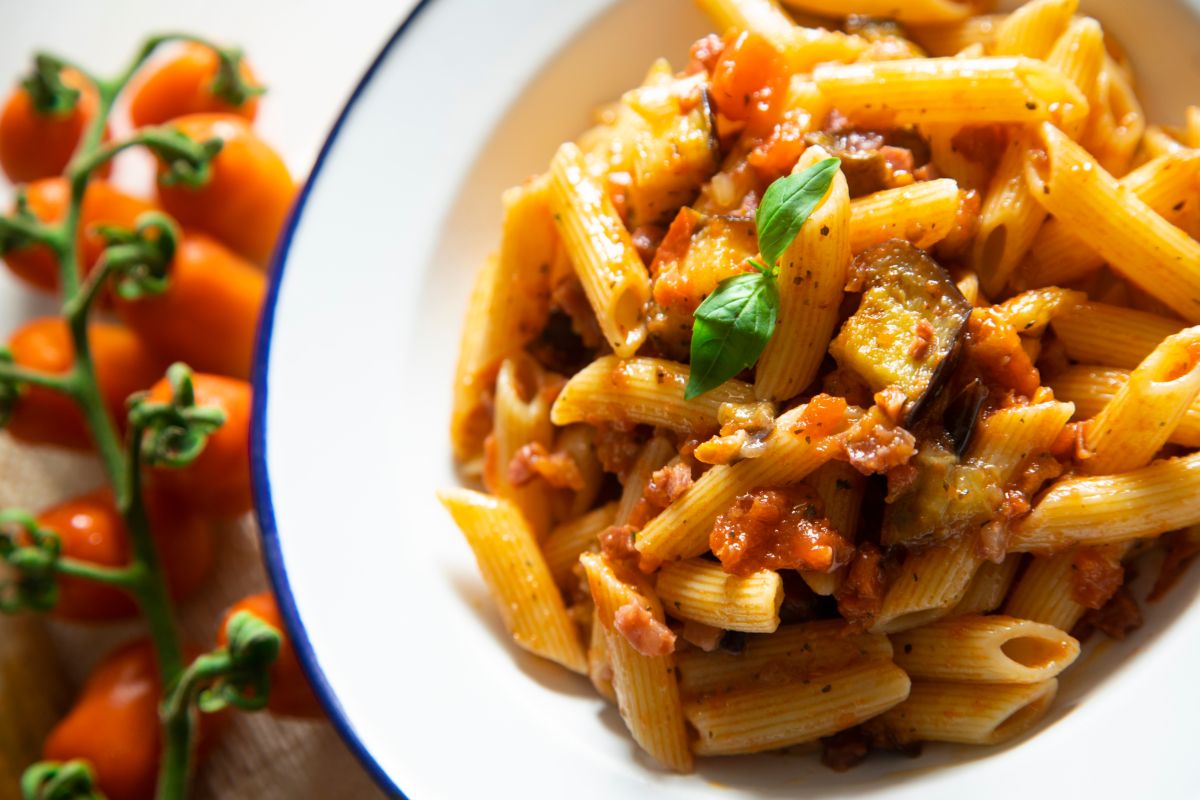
left=249, top=2, right=437, bottom=797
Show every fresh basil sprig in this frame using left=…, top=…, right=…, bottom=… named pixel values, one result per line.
left=684, top=157, right=840, bottom=399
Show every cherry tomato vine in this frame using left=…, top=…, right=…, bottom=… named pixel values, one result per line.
left=0, top=36, right=284, bottom=800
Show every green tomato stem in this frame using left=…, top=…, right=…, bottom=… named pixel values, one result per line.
left=0, top=361, right=76, bottom=394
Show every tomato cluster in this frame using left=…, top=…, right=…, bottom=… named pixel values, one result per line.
left=0, top=44, right=318, bottom=799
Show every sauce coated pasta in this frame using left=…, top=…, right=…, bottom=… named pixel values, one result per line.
left=441, top=0, right=1200, bottom=772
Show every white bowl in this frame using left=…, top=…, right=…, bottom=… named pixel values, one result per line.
left=253, top=1, right=1200, bottom=796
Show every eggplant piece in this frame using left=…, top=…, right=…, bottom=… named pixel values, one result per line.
left=804, top=128, right=931, bottom=197
left=647, top=209, right=759, bottom=360
left=622, top=73, right=721, bottom=228
left=829, top=240, right=972, bottom=424
left=881, top=436, right=1004, bottom=547
left=943, top=377, right=988, bottom=458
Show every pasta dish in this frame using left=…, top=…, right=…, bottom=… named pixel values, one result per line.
left=441, top=0, right=1200, bottom=772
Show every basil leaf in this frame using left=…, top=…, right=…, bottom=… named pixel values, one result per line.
left=685, top=272, right=779, bottom=399
left=756, top=157, right=841, bottom=267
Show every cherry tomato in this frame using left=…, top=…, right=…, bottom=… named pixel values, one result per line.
left=147, top=372, right=251, bottom=518
left=129, top=43, right=259, bottom=128
left=0, top=68, right=100, bottom=183
left=2, top=178, right=158, bottom=293
left=114, top=232, right=264, bottom=379
left=42, top=640, right=160, bottom=800
left=35, top=488, right=215, bottom=622
left=218, top=592, right=322, bottom=718
left=6, top=319, right=166, bottom=450
left=1, top=177, right=68, bottom=291
left=42, top=639, right=222, bottom=800
left=710, top=31, right=786, bottom=132
left=155, top=113, right=293, bottom=265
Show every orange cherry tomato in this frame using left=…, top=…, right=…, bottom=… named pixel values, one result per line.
left=147, top=372, right=252, bottom=518
left=6, top=319, right=166, bottom=449
left=2, top=178, right=158, bottom=293
left=43, top=640, right=161, bottom=800
left=114, top=232, right=264, bottom=379
left=35, top=488, right=215, bottom=622
left=1, top=177, right=68, bottom=292
left=218, top=592, right=322, bottom=718
left=43, top=639, right=222, bottom=800
left=155, top=114, right=293, bottom=265
left=710, top=31, right=786, bottom=131
left=0, top=68, right=100, bottom=183
left=129, top=43, right=259, bottom=128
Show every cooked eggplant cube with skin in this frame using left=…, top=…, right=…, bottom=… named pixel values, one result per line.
left=622, top=74, right=721, bottom=227
left=829, top=240, right=972, bottom=421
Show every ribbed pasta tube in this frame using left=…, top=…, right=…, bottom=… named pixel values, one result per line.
left=989, top=0, right=1075, bottom=59
left=548, top=142, right=650, bottom=356
left=676, top=620, right=892, bottom=696
left=952, top=554, right=1023, bottom=616
left=875, top=679, right=1058, bottom=745
left=695, top=0, right=867, bottom=71
left=541, top=501, right=618, bottom=588
left=1050, top=366, right=1200, bottom=448
left=656, top=559, right=783, bottom=633
left=439, top=489, right=586, bottom=673
left=580, top=552, right=692, bottom=772
left=813, top=57, right=1088, bottom=128
left=891, top=615, right=1080, bottom=683
left=1081, top=327, right=1200, bottom=474
left=1026, top=123, right=1200, bottom=323
left=1050, top=301, right=1185, bottom=370
left=848, top=179, right=961, bottom=255
left=1009, top=451, right=1200, bottom=552
left=685, top=660, right=910, bottom=755
left=801, top=461, right=864, bottom=595
left=550, top=356, right=755, bottom=435
left=1021, top=151, right=1200, bottom=289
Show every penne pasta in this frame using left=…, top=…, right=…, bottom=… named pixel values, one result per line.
left=450, top=254, right=502, bottom=462
left=873, top=536, right=984, bottom=634
left=1004, top=551, right=1090, bottom=631
left=615, top=436, right=677, bottom=524
left=657, top=559, right=783, bottom=632
left=756, top=146, right=851, bottom=402
left=1020, top=151, right=1200, bottom=289
left=439, top=489, right=586, bottom=673
left=891, top=614, right=1080, bottom=683
left=907, top=14, right=1004, bottom=57
left=489, top=356, right=556, bottom=539
left=686, top=659, right=911, bottom=755
left=1010, top=451, right=1200, bottom=552
left=1050, top=366, right=1200, bottom=448
left=848, top=179, right=961, bottom=255
left=874, top=679, right=1058, bottom=745
left=1081, top=327, right=1200, bottom=474
left=801, top=461, right=864, bottom=595
left=952, top=554, right=1023, bottom=616
left=813, top=57, right=1088, bottom=128
left=548, top=142, right=651, bottom=357
left=1027, top=124, right=1200, bottom=322
left=1050, top=301, right=1185, bottom=370
left=580, top=552, right=692, bottom=772
left=542, top=501, right=619, bottom=588
left=676, top=620, right=893, bottom=696
left=989, top=0, right=1075, bottom=59
left=550, top=356, right=755, bottom=435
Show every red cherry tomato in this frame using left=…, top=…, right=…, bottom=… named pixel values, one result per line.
left=129, top=43, right=259, bottom=127
left=155, top=113, right=293, bottom=265
left=218, top=592, right=323, bottom=718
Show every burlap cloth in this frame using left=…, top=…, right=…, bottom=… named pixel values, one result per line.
left=0, top=433, right=387, bottom=799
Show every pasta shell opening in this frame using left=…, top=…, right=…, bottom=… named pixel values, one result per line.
left=1000, top=634, right=1075, bottom=671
